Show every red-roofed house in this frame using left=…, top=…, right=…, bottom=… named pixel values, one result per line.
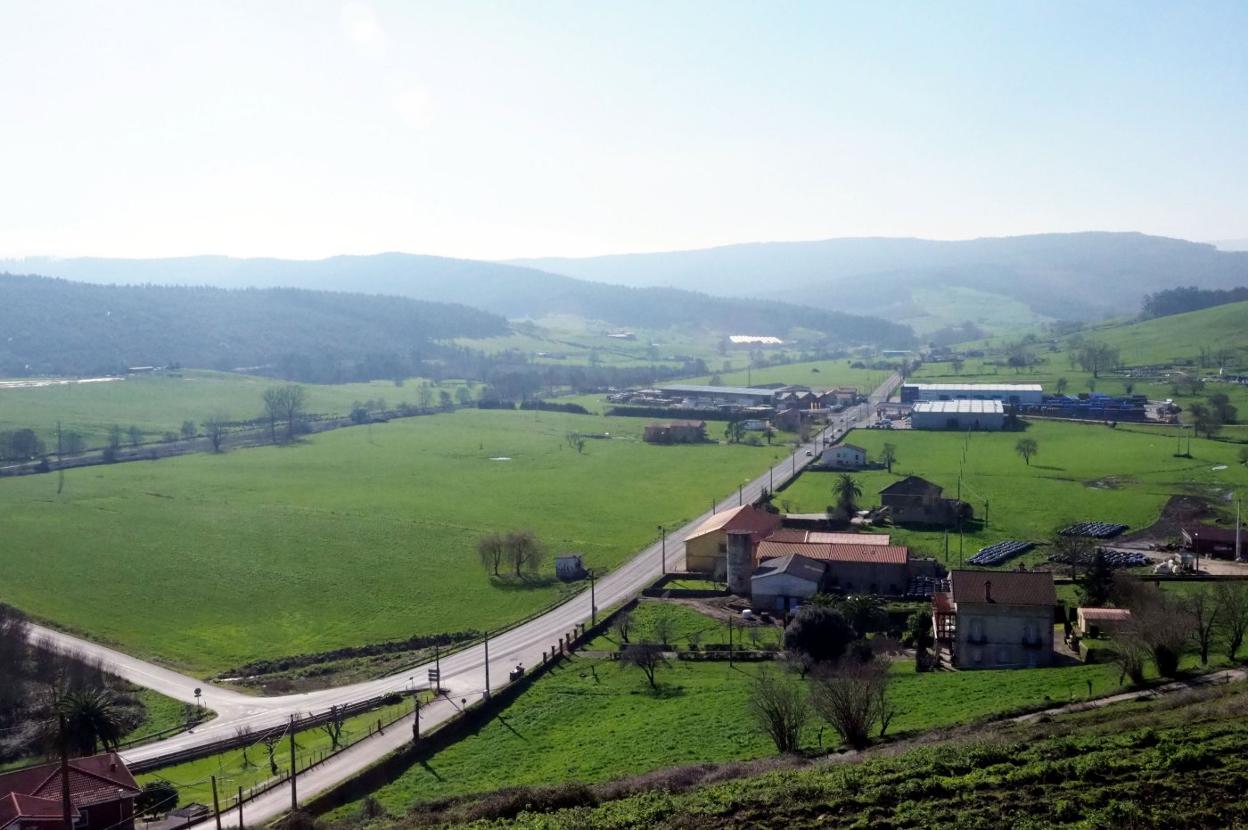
left=934, top=570, right=1057, bottom=669
left=0, top=753, right=140, bottom=830
left=683, top=505, right=782, bottom=574
left=754, top=539, right=911, bottom=596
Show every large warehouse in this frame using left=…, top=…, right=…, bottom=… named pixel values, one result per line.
left=654, top=384, right=776, bottom=407
left=910, top=400, right=1006, bottom=431
left=901, top=383, right=1043, bottom=406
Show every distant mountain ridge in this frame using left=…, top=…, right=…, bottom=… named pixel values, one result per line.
left=510, top=232, right=1248, bottom=323
left=0, top=273, right=506, bottom=378
left=0, top=253, right=914, bottom=348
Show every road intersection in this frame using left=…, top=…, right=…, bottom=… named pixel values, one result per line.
left=25, top=373, right=901, bottom=825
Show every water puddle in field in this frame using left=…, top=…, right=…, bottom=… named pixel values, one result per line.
left=489, top=456, right=512, bottom=461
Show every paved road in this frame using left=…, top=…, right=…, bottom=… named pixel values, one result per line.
left=26, top=372, right=902, bottom=825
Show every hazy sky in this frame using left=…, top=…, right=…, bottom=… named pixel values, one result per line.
left=2, top=1, right=1245, bottom=260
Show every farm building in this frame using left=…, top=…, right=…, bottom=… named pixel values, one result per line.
left=654, top=384, right=775, bottom=407
left=755, top=538, right=911, bottom=596
left=750, top=553, right=825, bottom=611
left=901, top=383, right=1043, bottom=406
left=683, top=504, right=783, bottom=573
left=767, top=529, right=892, bottom=545
left=1181, top=524, right=1244, bottom=559
left=0, top=753, right=141, bottom=830
left=1077, top=607, right=1133, bottom=638
left=642, top=421, right=707, bottom=444
left=910, top=400, right=1006, bottom=431
left=933, top=570, right=1056, bottom=669
left=819, top=443, right=868, bottom=468
left=554, top=554, right=587, bottom=580
left=879, top=476, right=972, bottom=527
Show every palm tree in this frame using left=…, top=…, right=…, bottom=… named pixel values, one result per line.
left=56, top=688, right=124, bottom=755
left=832, top=474, right=862, bottom=518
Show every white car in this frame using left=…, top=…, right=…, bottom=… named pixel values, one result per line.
left=741, top=609, right=756, bottom=621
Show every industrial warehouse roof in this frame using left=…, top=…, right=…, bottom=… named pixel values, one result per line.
left=756, top=540, right=909, bottom=565
left=728, top=335, right=783, bottom=345
left=656, top=384, right=775, bottom=397
left=767, top=529, right=892, bottom=546
left=905, top=383, right=1043, bottom=392
left=912, top=400, right=1006, bottom=415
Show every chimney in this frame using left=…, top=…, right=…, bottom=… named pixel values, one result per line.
left=984, top=580, right=993, bottom=602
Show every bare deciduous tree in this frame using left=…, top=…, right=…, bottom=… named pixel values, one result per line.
left=505, top=530, right=545, bottom=577
left=204, top=413, right=228, bottom=453
left=1215, top=582, right=1248, bottom=661
left=262, top=385, right=306, bottom=443
left=809, top=660, right=891, bottom=751
left=1185, top=586, right=1220, bottom=665
left=621, top=643, right=666, bottom=690
left=477, top=532, right=506, bottom=577
left=649, top=606, right=677, bottom=648
left=612, top=610, right=633, bottom=644
left=319, top=704, right=345, bottom=750
left=235, top=725, right=255, bottom=768
left=748, top=669, right=808, bottom=754
left=565, top=432, right=587, bottom=454
left=1114, top=579, right=1194, bottom=678
left=261, top=728, right=283, bottom=776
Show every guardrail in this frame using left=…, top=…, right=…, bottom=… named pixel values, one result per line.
left=127, top=690, right=414, bottom=773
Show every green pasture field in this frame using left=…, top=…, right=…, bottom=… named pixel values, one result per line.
left=423, top=683, right=1248, bottom=830
left=684, top=359, right=890, bottom=392
left=899, top=285, right=1052, bottom=336
left=0, top=409, right=789, bottom=676
left=328, top=633, right=1136, bottom=819
left=780, top=420, right=1248, bottom=564
left=1061, top=300, right=1248, bottom=368
left=0, top=370, right=474, bottom=448
left=140, top=699, right=413, bottom=807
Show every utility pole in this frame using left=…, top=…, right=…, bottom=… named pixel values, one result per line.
left=434, top=643, right=441, bottom=694
left=738, top=484, right=743, bottom=505
left=288, top=715, right=297, bottom=811
left=412, top=695, right=420, bottom=742
left=658, top=526, right=667, bottom=574
left=237, top=787, right=243, bottom=830
left=211, top=776, right=222, bottom=830
left=589, top=569, right=598, bottom=625
left=727, top=618, right=733, bottom=667
left=483, top=631, right=491, bottom=699
left=1236, top=496, right=1243, bottom=562
left=59, top=715, right=72, bottom=830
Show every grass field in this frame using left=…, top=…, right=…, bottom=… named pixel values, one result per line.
left=780, top=420, right=1248, bottom=563
left=1061, top=300, right=1248, bottom=367
left=0, top=370, right=474, bottom=447
left=328, top=629, right=1140, bottom=819
left=0, top=409, right=789, bottom=676
left=411, top=683, right=1248, bottom=829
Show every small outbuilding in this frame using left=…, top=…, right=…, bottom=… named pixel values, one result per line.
left=1181, top=524, right=1244, bottom=559
left=750, top=553, right=825, bottom=612
left=555, top=554, right=587, bottom=581
left=879, top=476, right=972, bottom=527
left=1076, top=607, right=1132, bottom=638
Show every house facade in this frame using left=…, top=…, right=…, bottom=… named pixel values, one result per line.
left=879, top=476, right=971, bottom=527
left=934, top=570, right=1056, bottom=669
left=820, top=443, right=867, bottom=469
left=750, top=553, right=825, bottom=611
left=0, top=753, right=140, bottom=830
left=683, top=505, right=782, bottom=573
left=642, top=421, right=707, bottom=444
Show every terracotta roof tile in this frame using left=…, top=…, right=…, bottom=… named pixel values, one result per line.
left=949, top=570, right=1056, bottom=606
left=757, top=540, right=909, bottom=565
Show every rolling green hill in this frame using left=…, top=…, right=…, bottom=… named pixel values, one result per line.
left=1066, top=300, right=1248, bottom=367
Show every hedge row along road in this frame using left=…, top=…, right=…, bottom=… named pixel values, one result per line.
left=25, top=372, right=902, bottom=828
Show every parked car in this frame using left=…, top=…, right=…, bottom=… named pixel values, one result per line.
left=741, top=609, right=756, bottom=621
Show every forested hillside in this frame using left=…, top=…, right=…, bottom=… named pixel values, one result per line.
left=0, top=273, right=507, bottom=379
left=514, top=232, right=1248, bottom=324
left=0, top=254, right=915, bottom=348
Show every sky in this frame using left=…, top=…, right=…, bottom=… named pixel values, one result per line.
left=1, top=0, right=1245, bottom=261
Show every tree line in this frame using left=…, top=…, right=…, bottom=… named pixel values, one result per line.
left=1142, top=285, right=1248, bottom=319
